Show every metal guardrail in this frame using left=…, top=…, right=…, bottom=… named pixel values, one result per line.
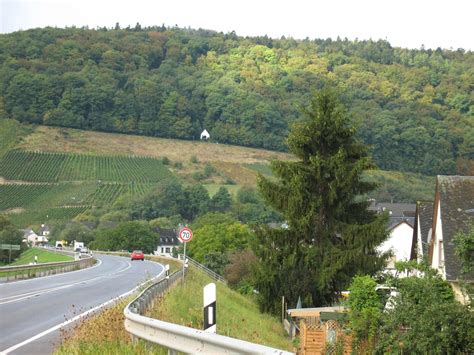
left=124, top=269, right=294, bottom=354
left=180, top=254, right=227, bottom=284
left=0, top=255, right=95, bottom=282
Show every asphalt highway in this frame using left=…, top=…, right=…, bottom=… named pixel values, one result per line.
left=0, top=254, right=165, bottom=355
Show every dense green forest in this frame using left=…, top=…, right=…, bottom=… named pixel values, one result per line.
left=0, top=26, right=472, bottom=175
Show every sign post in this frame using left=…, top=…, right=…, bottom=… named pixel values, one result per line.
left=178, top=227, right=193, bottom=283
left=203, top=283, right=217, bottom=333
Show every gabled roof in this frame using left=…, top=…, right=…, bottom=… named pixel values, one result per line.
left=38, top=224, right=50, bottom=235
left=410, top=201, right=434, bottom=260
left=159, top=236, right=180, bottom=246
left=154, top=227, right=177, bottom=238
left=155, top=227, right=181, bottom=246
left=417, top=201, right=434, bottom=257
left=436, top=175, right=474, bottom=281
left=369, top=201, right=416, bottom=218
left=388, top=217, right=414, bottom=231
left=23, top=229, right=37, bottom=237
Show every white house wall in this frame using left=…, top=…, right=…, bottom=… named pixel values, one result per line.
left=416, top=215, right=424, bottom=263
left=431, top=202, right=446, bottom=279
left=377, top=222, right=414, bottom=269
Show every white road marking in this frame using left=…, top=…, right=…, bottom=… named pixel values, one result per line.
left=0, top=284, right=75, bottom=305
left=0, top=260, right=131, bottom=305
left=0, top=264, right=165, bottom=354
left=0, top=259, right=103, bottom=286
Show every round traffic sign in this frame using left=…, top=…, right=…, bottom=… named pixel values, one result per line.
left=178, top=227, right=193, bottom=243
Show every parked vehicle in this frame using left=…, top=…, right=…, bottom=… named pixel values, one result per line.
left=73, top=241, right=85, bottom=252
left=131, top=250, right=145, bottom=261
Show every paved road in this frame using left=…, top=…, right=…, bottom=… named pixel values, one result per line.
left=0, top=254, right=165, bottom=355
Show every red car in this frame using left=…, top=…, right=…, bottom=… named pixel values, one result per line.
left=131, top=250, right=145, bottom=261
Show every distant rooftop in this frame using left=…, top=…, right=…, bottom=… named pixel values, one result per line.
left=369, top=200, right=416, bottom=218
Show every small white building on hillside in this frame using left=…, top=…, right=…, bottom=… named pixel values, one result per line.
left=200, top=129, right=210, bottom=140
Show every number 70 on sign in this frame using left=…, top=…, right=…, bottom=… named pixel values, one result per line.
left=178, top=227, right=193, bottom=243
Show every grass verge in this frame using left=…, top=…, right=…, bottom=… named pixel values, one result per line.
left=55, top=298, right=167, bottom=355
left=55, top=260, right=293, bottom=354
left=149, top=267, right=294, bottom=351
left=11, top=247, right=73, bottom=265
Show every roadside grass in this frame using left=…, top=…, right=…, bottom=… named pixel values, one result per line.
left=147, top=255, right=182, bottom=272
left=149, top=268, right=294, bottom=351
left=55, top=260, right=293, bottom=354
left=11, top=247, right=73, bottom=265
left=55, top=298, right=167, bottom=355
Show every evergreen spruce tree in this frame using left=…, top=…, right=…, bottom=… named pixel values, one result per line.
left=253, top=89, right=389, bottom=313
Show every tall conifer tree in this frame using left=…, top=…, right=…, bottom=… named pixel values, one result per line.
left=253, top=89, right=389, bottom=313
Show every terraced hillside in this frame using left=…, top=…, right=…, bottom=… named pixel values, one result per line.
left=0, top=146, right=171, bottom=226
left=0, top=150, right=171, bottom=183
left=0, top=121, right=436, bottom=227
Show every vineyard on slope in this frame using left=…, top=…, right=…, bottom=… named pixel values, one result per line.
left=0, top=150, right=172, bottom=183
left=0, top=150, right=172, bottom=226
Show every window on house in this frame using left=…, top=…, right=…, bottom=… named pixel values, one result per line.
left=165, top=247, right=170, bottom=253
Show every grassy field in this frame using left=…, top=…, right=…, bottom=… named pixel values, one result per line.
left=56, top=264, right=293, bottom=354
left=0, top=119, right=32, bottom=158
left=11, top=247, right=73, bottom=265
left=18, top=125, right=291, bottom=165
left=15, top=125, right=290, bottom=185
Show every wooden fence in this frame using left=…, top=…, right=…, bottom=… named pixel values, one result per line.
left=299, top=319, right=352, bottom=354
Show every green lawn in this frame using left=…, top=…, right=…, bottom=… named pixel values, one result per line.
left=11, top=247, right=73, bottom=265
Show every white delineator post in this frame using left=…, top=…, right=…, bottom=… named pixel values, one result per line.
left=165, top=264, right=170, bottom=279
left=203, top=283, right=216, bottom=333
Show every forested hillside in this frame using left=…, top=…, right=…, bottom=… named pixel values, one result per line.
left=0, top=26, right=472, bottom=175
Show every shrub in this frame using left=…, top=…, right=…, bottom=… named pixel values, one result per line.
left=203, top=163, right=216, bottom=177
left=347, top=275, right=382, bottom=352
left=224, top=249, right=258, bottom=290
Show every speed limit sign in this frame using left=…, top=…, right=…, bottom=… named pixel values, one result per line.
left=178, top=227, right=193, bottom=243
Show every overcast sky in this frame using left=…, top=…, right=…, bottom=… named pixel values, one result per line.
left=1, top=0, right=473, bottom=50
